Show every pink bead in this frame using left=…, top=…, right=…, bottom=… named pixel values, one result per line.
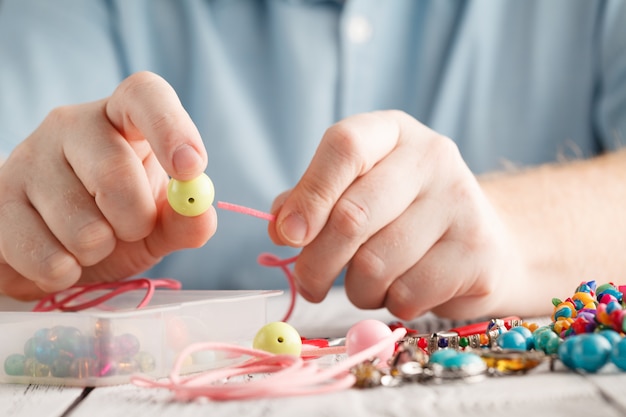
left=345, top=319, right=394, bottom=364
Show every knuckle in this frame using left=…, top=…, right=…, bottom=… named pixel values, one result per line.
left=385, top=280, right=422, bottom=320
left=329, top=197, right=371, bottom=241
left=38, top=105, right=82, bottom=141
left=120, top=71, right=163, bottom=97
left=45, top=105, right=78, bottom=126
left=71, top=220, right=116, bottom=266
left=324, top=123, right=369, bottom=174
left=430, top=134, right=461, bottom=162
left=36, top=251, right=80, bottom=292
left=351, top=245, right=387, bottom=283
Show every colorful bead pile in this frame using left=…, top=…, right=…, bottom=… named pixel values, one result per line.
left=545, top=280, right=626, bottom=373
left=3, top=321, right=155, bottom=379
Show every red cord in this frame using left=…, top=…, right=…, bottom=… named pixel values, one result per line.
left=32, top=201, right=299, bottom=321
left=33, top=278, right=181, bottom=312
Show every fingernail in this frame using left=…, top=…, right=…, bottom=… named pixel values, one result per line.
left=173, top=144, right=203, bottom=176
left=280, top=212, right=308, bottom=245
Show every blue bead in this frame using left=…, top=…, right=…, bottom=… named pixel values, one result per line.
left=598, top=330, right=622, bottom=347
left=570, top=334, right=611, bottom=373
left=558, top=336, right=578, bottom=369
left=610, top=337, right=626, bottom=370
left=442, top=352, right=483, bottom=369
left=429, top=349, right=458, bottom=365
left=509, top=326, right=533, bottom=339
left=497, top=331, right=528, bottom=351
left=34, top=340, right=59, bottom=365
left=509, top=326, right=534, bottom=349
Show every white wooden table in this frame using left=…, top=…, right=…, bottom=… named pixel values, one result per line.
left=2, top=289, right=626, bottom=417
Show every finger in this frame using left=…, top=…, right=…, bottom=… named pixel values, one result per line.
left=344, top=188, right=452, bottom=310
left=76, top=192, right=217, bottom=285
left=273, top=111, right=405, bottom=247
left=0, top=197, right=81, bottom=293
left=105, top=71, right=207, bottom=180
left=147, top=200, right=218, bottom=258
left=268, top=189, right=291, bottom=244
left=384, top=238, right=484, bottom=320
left=59, top=102, right=159, bottom=243
left=293, top=137, right=430, bottom=302
left=0, top=265, right=46, bottom=301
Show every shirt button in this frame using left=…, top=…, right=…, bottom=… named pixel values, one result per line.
left=345, top=16, right=373, bottom=44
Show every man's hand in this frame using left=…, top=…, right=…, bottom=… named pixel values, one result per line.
left=0, top=71, right=217, bottom=299
left=269, top=110, right=521, bottom=320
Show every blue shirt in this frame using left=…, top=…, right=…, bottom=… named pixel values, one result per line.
left=1, top=0, right=625, bottom=290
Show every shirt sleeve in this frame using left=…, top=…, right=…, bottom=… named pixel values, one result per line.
left=0, top=0, right=125, bottom=155
left=594, top=0, right=626, bottom=152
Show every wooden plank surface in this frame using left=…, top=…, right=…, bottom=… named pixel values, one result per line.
left=0, top=384, right=83, bottom=417
left=15, top=364, right=626, bottom=417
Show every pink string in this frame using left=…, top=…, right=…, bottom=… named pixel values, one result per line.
left=216, top=201, right=276, bottom=222
left=131, top=327, right=406, bottom=400
left=218, top=200, right=299, bottom=322
left=257, top=254, right=298, bottom=322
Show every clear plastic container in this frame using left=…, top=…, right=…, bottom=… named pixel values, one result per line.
left=0, top=290, right=280, bottom=386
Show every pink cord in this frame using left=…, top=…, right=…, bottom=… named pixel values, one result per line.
left=257, top=254, right=298, bottom=322
left=217, top=201, right=276, bottom=222
left=131, top=327, right=406, bottom=400
left=218, top=200, right=300, bottom=322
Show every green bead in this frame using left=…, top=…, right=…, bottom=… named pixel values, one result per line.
left=253, top=322, right=302, bottom=356
left=459, top=337, right=469, bottom=348
left=544, top=336, right=562, bottom=355
left=24, top=358, right=50, bottom=377
left=134, top=351, right=156, bottom=373
left=50, top=355, right=73, bottom=378
left=167, top=173, right=215, bottom=216
left=4, top=354, right=26, bottom=376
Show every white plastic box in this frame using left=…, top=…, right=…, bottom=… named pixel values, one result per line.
left=0, top=290, right=280, bottom=387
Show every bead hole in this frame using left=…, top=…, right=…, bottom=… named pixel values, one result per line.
left=277, top=337, right=284, bottom=343
left=188, top=197, right=195, bottom=204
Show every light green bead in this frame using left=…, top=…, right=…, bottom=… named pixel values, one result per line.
left=253, top=322, right=302, bottom=356
left=4, top=353, right=26, bottom=376
left=167, top=173, right=215, bottom=216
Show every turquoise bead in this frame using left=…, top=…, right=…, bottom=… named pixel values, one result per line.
left=534, top=328, right=559, bottom=352
left=34, top=340, right=59, bottom=365
left=558, top=336, right=578, bottom=369
left=571, top=334, right=611, bottom=373
left=598, top=329, right=622, bottom=347
left=497, top=331, right=527, bottom=351
left=4, top=353, right=26, bottom=376
left=443, top=352, right=483, bottom=368
left=544, top=336, right=562, bottom=355
left=429, top=349, right=483, bottom=369
left=429, top=349, right=459, bottom=365
left=610, top=337, right=626, bottom=370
